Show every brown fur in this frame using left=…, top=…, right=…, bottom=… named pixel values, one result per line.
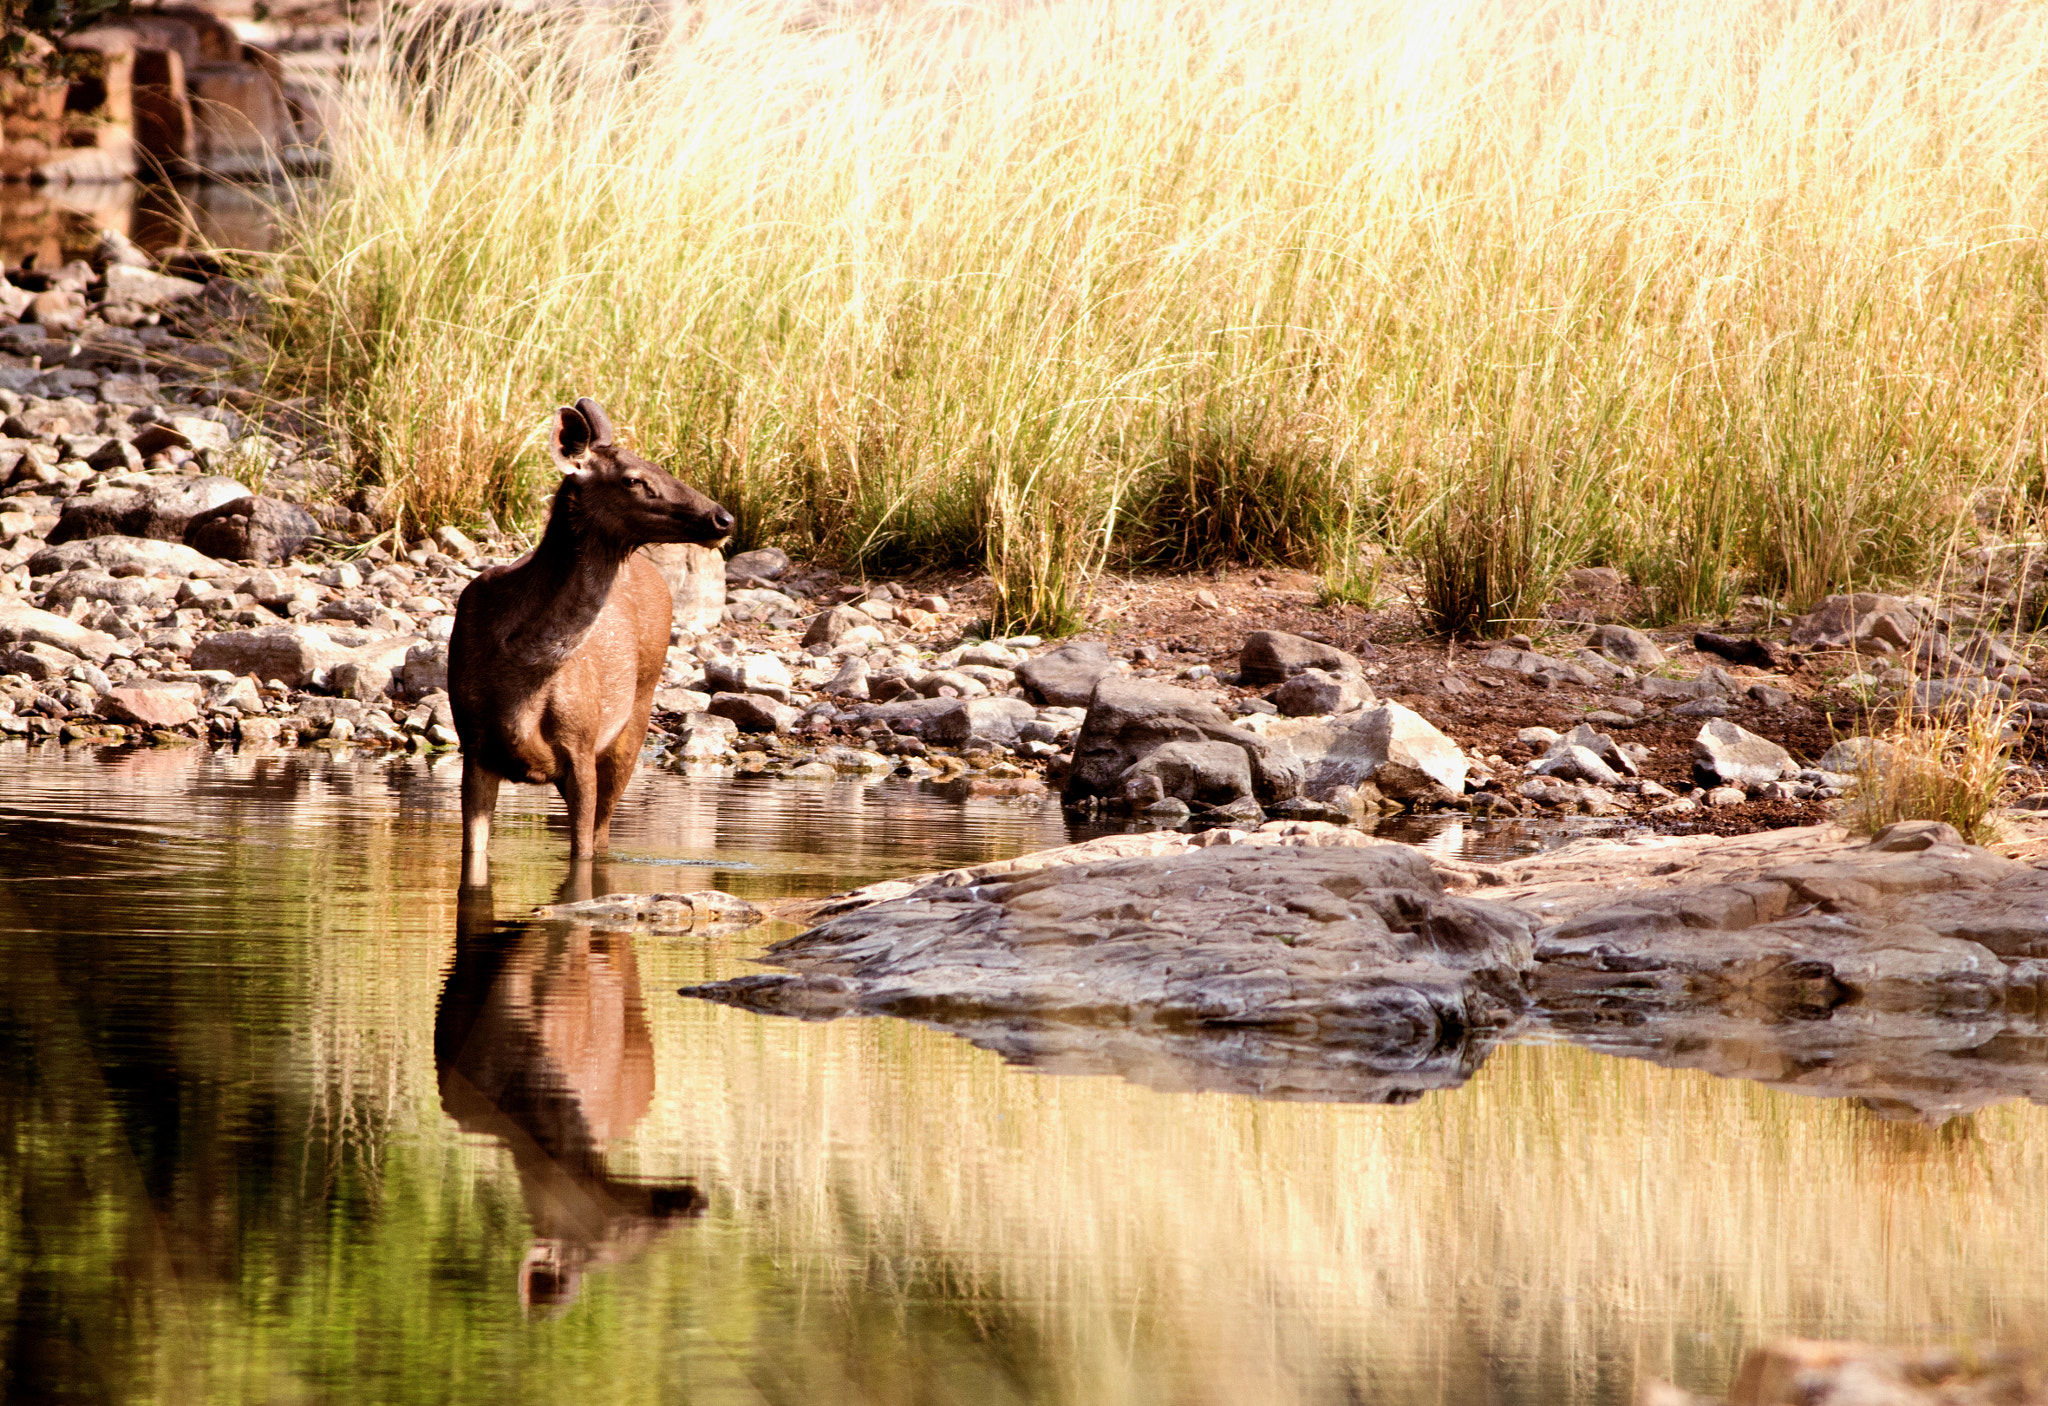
left=448, top=397, right=732, bottom=875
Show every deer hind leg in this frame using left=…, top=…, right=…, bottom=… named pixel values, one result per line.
left=460, top=756, right=502, bottom=882
left=591, top=719, right=649, bottom=852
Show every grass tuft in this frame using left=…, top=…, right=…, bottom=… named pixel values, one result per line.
left=1843, top=691, right=2013, bottom=845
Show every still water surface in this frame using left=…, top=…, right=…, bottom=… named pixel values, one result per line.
left=1, top=743, right=2044, bottom=1405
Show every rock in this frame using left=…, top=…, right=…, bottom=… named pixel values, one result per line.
left=1747, top=684, right=1793, bottom=710
left=1529, top=744, right=1623, bottom=789
left=1692, top=718, right=1794, bottom=788
left=1269, top=667, right=1373, bottom=717
left=915, top=668, right=988, bottom=699
left=1065, top=677, right=1302, bottom=806
left=915, top=697, right=1035, bottom=745
left=1910, top=676, right=2011, bottom=713
left=1119, top=739, right=1256, bottom=809
left=724, top=547, right=789, bottom=583
left=1015, top=640, right=1123, bottom=707
left=1273, top=702, right=1469, bottom=804
left=397, top=641, right=448, bottom=697
left=1788, top=592, right=1927, bottom=651
left=236, top=716, right=284, bottom=748
left=684, top=841, right=1536, bottom=1104
left=329, top=659, right=393, bottom=701
left=103, top=264, right=205, bottom=309
left=1480, top=646, right=1598, bottom=687
left=803, top=603, right=876, bottom=649
left=184, top=495, right=321, bottom=563
left=48, top=476, right=251, bottom=545
left=39, top=570, right=175, bottom=613
left=1719, top=1339, right=2046, bottom=1406
left=0, top=597, right=118, bottom=662
left=1694, top=631, right=1778, bottom=668
left=673, top=714, right=739, bottom=760
left=1704, top=785, right=1746, bottom=807
left=707, top=693, right=800, bottom=733
left=703, top=652, right=793, bottom=700
left=640, top=541, right=724, bottom=633
left=27, top=536, right=226, bottom=579
left=1238, top=630, right=1361, bottom=687
left=191, top=624, right=411, bottom=690
left=1671, top=697, right=1732, bottom=719
left=1818, top=737, right=1894, bottom=775
left=3, top=641, right=78, bottom=680
left=99, top=684, right=200, bottom=728
left=822, top=655, right=869, bottom=699
left=1638, top=666, right=1737, bottom=703
left=1586, top=624, right=1664, bottom=668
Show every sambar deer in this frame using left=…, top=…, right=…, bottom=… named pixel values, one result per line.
left=449, top=397, right=732, bottom=876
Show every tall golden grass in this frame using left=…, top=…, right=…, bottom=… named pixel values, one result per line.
left=272, top=0, right=2048, bottom=630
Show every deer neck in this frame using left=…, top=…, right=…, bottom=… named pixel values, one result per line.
left=502, top=499, right=637, bottom=668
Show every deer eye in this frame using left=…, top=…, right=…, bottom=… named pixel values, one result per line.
left=629, top=477, right=656, bottom=497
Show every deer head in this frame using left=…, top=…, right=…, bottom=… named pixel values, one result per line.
left=550, top=396, right=734, bottom=548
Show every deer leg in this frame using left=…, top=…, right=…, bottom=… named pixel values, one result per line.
left=591, top=721, right=647, bottom=852
left=559, top=752, right=601, bottom=857
left=460, top=757, right=501, bottom=884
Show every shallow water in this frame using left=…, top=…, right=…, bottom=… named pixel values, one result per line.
left=1, top=743, right=2044, bottom=1405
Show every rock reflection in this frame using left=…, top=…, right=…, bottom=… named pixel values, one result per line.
left=436, top=865, right=705, bottom=1311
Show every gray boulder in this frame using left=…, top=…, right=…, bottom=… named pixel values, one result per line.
left=641, top=542, right=725, bottom=633
left=0, top=598, right=118, bottom=662
left=47, top=476, right=250, bottom=544
left=1586, top=624, right=1664, bottom=668
left=1239, top=630, right=1360, bottom=687
left=28, top=536, right=226, bottom=579
left=1065, top=677, right=1302, bottom=806
left=184, top=495, right=321, bottom=564
left=1638, top=665, right=1738, bottom=703
left=1270, top=667, right=1372, bottom=717
left=803, top=604, right=875, bottom=649
left=192, top=624, right=411, bottom=690
left=1480, top=646, right=1598, bottom=687
left=1529, top=744, right=1624, bottom=789
left=1274, top=702, right=1469, bottom=803
left=1691, top=718, right=1794, bottom=788
left=708, top=693, right=800, bottom=733
left=1789, top=593, right=1927, bottom=651
left=1119, top=739, right=1256, bottom=809
left=724, top=546, right=789, bottom=584
left=703, top=652, right=793, bottom=700
left=1015, top=640, right=1123, bottom=707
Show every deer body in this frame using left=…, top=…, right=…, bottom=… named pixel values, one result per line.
left=450, top=398, right=732, bottom=873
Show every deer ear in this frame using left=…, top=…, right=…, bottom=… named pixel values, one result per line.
left=572, top=397, right=616, bottom=447
left=550, top=404, right=594, bottom=470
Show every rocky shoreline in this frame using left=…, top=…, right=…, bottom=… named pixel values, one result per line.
left=1, top=239, right=2045, bottom=852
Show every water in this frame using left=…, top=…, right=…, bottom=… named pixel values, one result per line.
left=1, top=743, right=2044, bottom=1405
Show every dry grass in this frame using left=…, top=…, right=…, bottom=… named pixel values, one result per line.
left=269, top=0, right=2048, bottom=627
left=1844, top=682, right=2016, bottom=844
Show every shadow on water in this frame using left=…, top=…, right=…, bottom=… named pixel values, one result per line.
left=438, top=866, right=706, bottom=1314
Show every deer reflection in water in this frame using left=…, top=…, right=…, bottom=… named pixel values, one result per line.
left=437, top=863, right=705, bottom=1311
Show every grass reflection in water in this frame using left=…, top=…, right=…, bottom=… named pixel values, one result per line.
left=0, top=745, right=2041, bottom=1405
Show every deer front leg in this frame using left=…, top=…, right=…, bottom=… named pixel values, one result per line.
left=591, top=717, right=648, bottom=852
left=461, top=756, right=501, bottom=886
left=558, top=751, right=601, bottom=857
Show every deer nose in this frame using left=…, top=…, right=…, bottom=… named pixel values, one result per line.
left=710, top=506, right=735, bottom=534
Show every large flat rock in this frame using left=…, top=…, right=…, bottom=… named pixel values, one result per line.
left=687, top=841, right=1537, bottom=1104
left=693, top=818, right=2048, bottom=1115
